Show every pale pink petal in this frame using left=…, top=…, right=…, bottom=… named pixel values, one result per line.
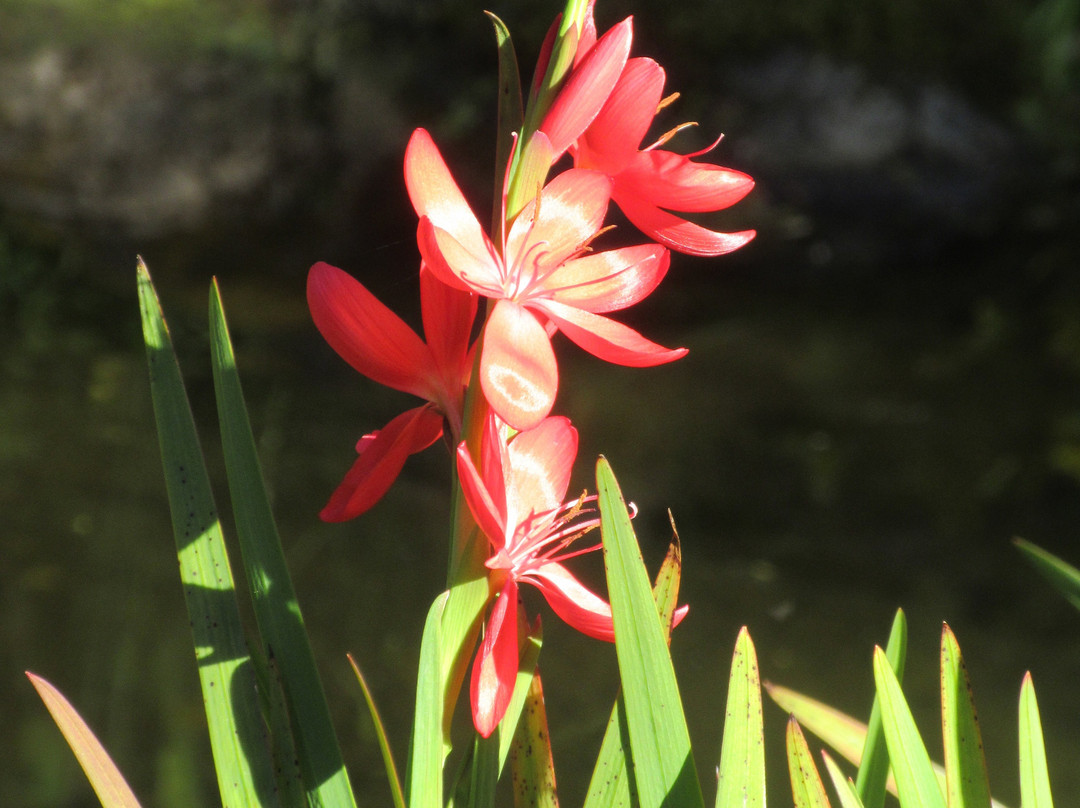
left=533, top=298, right=687, bottom=367
left=456, top=441, right=509, bottom=552
left=481, top=300, right=558, bottom=432
left=506, top=169, right=612, bottom=272
left=578, top=57, right=665, bottom=174
left=404, top=129, right=494, bottom=260
left=613, top=192, right=757, bottom=257
left=618, top=150, right=755, bottom=212
left=535, top=244, right=669, bottom=313
left=320, top=406, right=444, bottom=522
left=504, top=417, right=577, bottom=527
left=541, top=17, right=633, bottom=159
left=471, top=578, right=521, bottom=738
left=307, top=262, right=436, bottom=399
left=417, top=219, right=504, bottom=296
left=523, top=561, right=614, bottom=642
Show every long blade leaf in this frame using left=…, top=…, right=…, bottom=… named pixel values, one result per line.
left=940, top=624, right=991, bottom=808
left=1018, top=673, right=1054, bottom=808
left=822, top=751, right=865, bottom=808
left=716, top=627, right=766, bottom=808
left=787, top=717, right=831, bottom=808
left=855, top=609, right=907, bottom=808
left=348, top=655, right=406, bottom=808
left=1013, top=538, right=1080, bottom=611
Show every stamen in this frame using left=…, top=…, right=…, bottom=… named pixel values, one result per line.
left=656, top=91, right=680, bottom=112
left=646, top=121, right=698, bottom=150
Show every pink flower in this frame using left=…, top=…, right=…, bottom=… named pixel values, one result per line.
left=542, top=29, right=755, bottom=256
left=405, top=127, right=685, bottom=432
left=307, top=261, right=476, bottom=521
left=456, top=415, right=614, bottom=735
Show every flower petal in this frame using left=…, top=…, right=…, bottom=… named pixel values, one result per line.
left=307, top=262, right=436, bottom=399
left=618, top=149, right=755, bottom=212
left=417, top=218, right=503, bottom=296
left=481, top=300, right=558, bottom=431
left=419, top=264, right=476, bottom=421
left=320, top=406, right=444, bottom=522
left=533, top=298, right=687, bottom=367
left=506, top=168, right=612, bottom=272
left=405, top=128, right=494, bottom=262
left=536, top=243, right=669, bottom=313
left=540, top=17, right=633, bottom=159
left=613, top=192, right=757, bottom=257
left=579, top=57, right=665, bottom=174
left=523, top=561, right=614, bottom=642
left=505, top=416, right=577, bottom=528
left=456, top=439, right=510, bottom=552
left=471, top=577, right=521, bottom=738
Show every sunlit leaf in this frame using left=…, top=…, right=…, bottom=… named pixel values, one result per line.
left=509, top=669, right=559, bottom=808
left=940, top=624, right=991, bottom=808
left=1013, top=538, right=1080, bottom=611
left=787, top=717, right=831, bottom=808
left=348, top=655, right=406, bottom=808
left=822, top=751, right=866, bottom=808
left=855, top=609, right=906, bottom=808
left=1018, top=673, right=1054, bottom=808
left=409, top=591, right=450, bottom=808
left=716, top=627, right=765, bottom=808
left=26, top=673, right=143, bottom=808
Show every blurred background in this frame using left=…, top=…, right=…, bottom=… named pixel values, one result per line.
left=2, top=0, right=1079, bottom=804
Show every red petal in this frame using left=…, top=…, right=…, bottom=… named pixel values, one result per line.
left=540, top=17, right=633, bottom=158
left=524, top=561, right=614, bottom=641
left=618, top=150, right=755, bottom=212
left=481, top=301, right=558, bottom=431
left=613, top=192, right=757, bottom=257
left=534, top=298, right=687, bottom=367
left=505, top=417, right=577, bottom=526
left=419, top=265, right=476, bottom=418
left=405, top=129, right=494, bottom=262
left=456, top=440, right=509, bottom=552
left=471, top=578, right=521, bottom=738
left=578, top=57, right=665, bottom=174
left=536, top=244, right=669, bottom=313
left=307, top=262, right=436, bottom=399
left=506, top=168, right=611, bottom=272
left=320, top=406, right=443, bottom=522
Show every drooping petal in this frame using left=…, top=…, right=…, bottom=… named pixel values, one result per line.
left=417, top=218, right=503, bottom=296
left=320, top=405, right=444, bottom=522
left=535, top=244, right=669, bottom=313
left=419, top=264, right=476, bottom=408
left=540, top=17, right=633, bottom=159
left=618, top=150, right=755, bottom=212
left=456, top=440, right=510, bottom=552
left=523, top=561, right=614, bottom=642
left=405, top=129, right=494, bottom=262
left=506, top=168, right=612, bottom=273
left=504, top=416, right=577, bottom=528
left=307, top=262, right=437, bottom=399
left=578, top=57, right=666, bottom=174
left=470, top=577, right=521, bottom=738
left=481, top=300, right=559, bottom=431
left=533, top=298, right=687, bottom=367
left=612, top=192, right=757, bottom=257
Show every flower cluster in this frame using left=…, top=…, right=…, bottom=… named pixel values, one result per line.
left=307, top=0, right=751, bottom=737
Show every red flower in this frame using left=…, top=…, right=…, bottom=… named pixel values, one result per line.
left=405, top=127, right=685, bottom=432
left=456, top=415, right=613, bottom=736
left=542, top=29, right=755, bottom=256
left=307, top=261, right=476, bottom=521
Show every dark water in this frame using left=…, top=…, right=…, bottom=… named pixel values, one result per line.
left=4, top=247, right=1080, bottom=806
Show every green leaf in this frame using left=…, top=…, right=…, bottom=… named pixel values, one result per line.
left=137, top=259, right=276, bottom=808
left=1013, top=538, right=1080, bottom=611
left=596, top=457, right=703, bottom=808
left=765, top=684, right=873, bottom=775
left=787, top=717, right=831, bottom=808
left=499, top=620, right=544, bottom=773
left=940, top=624, right=991, bottom=808
left=855, top=608, right=907, bottom=808
left=716, top=627, right=766, bottom=808
left=485, top=10, right=523, bottom=241
left=209, top=279, right=356, bottom=808
left=348, top=655, right=406, bottom=808
left=26, top=673, right=143, bottom=808
left=409, top=591, right=450, bottom=808
left=1018, top=673, right=1054, bottom=808
left=509, top=670, right=559, bottom=808
left=822, top=751, right=866, bottom=808
left=872, top=646, right=946, bottom=808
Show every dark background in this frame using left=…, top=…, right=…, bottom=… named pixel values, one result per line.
left=2, top=0, right=1079, bottom=804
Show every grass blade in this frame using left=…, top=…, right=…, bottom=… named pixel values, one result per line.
left=209, top=279, right=356, bottom=808
left=716, top=627, right=766, bottom=808
left=596, top=456, right=703, bottom=808
left=854, top=609, right=906, bottom=808
left=822, top=751, right=865, bottom=808
left=26, top=673, right=143, bottom=808
left=787, top=717, right=831, bottom=808
left=872, top=646, right=946, bottom=808
left=1018, top=673, right=1054, bottom=808
left=409, top=591, right=450, bottom=808
left=940, top=624, right=991, bottom=808
left=1013, top=538, right=1080, bottom=611
left=348, top=655, right=406, bottom=808
left=137, top=259, right=276, bottom=808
